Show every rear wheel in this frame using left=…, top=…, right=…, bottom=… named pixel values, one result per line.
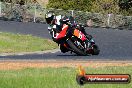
left=67, top=39, right=87, bottom=55
left=60, top=44, right=69, bottom=53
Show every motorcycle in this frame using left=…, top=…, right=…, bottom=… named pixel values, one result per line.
left=52, top=21, right=100, bottom=56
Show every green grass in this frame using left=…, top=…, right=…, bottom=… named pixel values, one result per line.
left=0, top=32, right=58, bottom=53
left=0, top=66, right=131, bottom=88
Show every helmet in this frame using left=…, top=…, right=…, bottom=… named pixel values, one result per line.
left=60, top=15, right=70, bottom=24
left=61, top=15, right=69, bottom=22
left=45, top=11, right=55, bottom=24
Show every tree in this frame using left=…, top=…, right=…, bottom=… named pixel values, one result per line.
left=91, top=0, right=119, bottom=14
left=118, top=0, right=132, bottom=11
left=47, top=0, right=93, bottom=11
left=0, top=0, right=4, bottom=2
left=19, top=0, right=25, bottom=5
left=118, top=0, right=132, bottom=15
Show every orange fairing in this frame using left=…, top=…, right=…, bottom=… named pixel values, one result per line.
left=56, top=24, right=69, bottom=39
left=74, top=29, right=80, bottom=38
left=73, top=29, right=87, bottom=41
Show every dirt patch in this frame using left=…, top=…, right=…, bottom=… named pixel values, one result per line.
left=0, top=60, right=132, bottom=70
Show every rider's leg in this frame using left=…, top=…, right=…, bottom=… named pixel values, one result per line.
left=83, top=30, right=92, bottom=40
left=79, top=25, right=92, bottom=40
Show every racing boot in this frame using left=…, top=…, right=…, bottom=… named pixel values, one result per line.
left=79, top=25, right=93, bottom=41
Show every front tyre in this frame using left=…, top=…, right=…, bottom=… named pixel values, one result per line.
left=92, top=45, right=100, bottom=55
left=67, top=39, right=87, bottom=55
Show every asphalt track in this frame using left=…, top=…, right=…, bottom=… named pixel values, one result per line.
left=0, top=20, right=132, bottom=61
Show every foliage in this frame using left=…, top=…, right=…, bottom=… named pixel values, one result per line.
left=1, top=0, right=131, bottom=15
left=47, top=0, right=93, bottom=11
left=91, top=0, right=120, bottom=14
left=47, top=0, right=132, bottom=16
left=118, top=0, right=132, bottom=10
left=118, top=0, right=132, bottom=15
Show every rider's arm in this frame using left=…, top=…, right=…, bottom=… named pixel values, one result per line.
left=48, top=25, right=56, bottom=38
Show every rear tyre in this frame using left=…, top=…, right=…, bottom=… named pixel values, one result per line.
left=67, top=39, right=87, bottom=55
left=60, top=44, right=69, bottom=53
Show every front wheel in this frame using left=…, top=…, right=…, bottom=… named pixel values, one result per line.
left=67, top=39, right=87, bottom=56
left=92, top=45, right=100, bottom=55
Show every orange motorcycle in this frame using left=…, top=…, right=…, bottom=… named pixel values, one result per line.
left=54, top=23, right=100, bottom=56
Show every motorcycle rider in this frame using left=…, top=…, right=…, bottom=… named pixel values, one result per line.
left=45, top=11, right=92, bottom=52
left=45, top=11, right=64, bottom=43
left=45, top=11, right=92, bottom=40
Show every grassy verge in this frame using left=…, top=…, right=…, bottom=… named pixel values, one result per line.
left=0, top=66, right=131, bottom=88
left=0, top=32, right=58, bottom=53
